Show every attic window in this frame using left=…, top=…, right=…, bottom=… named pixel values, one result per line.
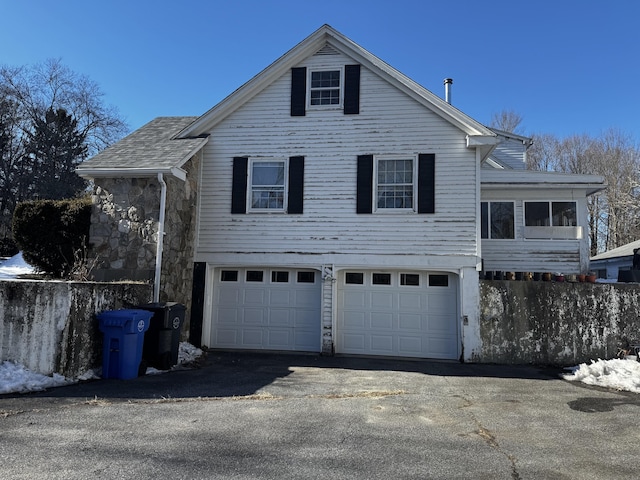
left=309, top=68, right=342, bottom=107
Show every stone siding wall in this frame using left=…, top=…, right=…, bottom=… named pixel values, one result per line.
left=480, top=280, right=640, bottom=365
left=90, top=178, right=161, bottom=282
left=159, top=153, right=201, bottom=335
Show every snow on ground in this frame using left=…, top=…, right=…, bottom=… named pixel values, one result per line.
left=563, top=357, right=640, bottom=393
left=0, top=252, right=35, bottom=279
left=0, top=342, right=204, bottom=395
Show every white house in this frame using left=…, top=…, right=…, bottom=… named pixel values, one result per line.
left=78, top=25, right=605, bottom=362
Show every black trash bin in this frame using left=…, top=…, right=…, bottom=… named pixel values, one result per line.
left=138, top=302, right=186, bottom=370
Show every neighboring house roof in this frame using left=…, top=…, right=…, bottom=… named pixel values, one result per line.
left=591, top=239, right=640, bottom=261
left=481, top=169, right=606, bottom=196
left=177, top=24, right=497, bottom=154
left=77, top=117, right=208, bottom=181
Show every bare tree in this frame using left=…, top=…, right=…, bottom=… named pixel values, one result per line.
left=489, top=109, right=525, bottom=134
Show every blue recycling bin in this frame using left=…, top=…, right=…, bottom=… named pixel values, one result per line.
left=98, top=309, right=153, bottom=380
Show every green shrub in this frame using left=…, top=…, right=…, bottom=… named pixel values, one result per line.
left=12, top=197, right=92, bottom=278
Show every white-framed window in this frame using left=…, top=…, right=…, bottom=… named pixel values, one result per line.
left=308, top=67, right=343, bottom=108
left=248, top=158, right=287, bottom=211
left=524, top=201, right=577, bottom=227
left=374, top=156, right=417, bottom=211
left=481, top=201, right=515, bottom=239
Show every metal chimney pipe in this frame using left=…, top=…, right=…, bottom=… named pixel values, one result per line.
left=444, top=78, right=453, bottom=104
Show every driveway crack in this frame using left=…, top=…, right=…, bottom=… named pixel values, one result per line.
left=456, top=394, right=521, bottom=480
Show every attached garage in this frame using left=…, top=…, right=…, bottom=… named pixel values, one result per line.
left=210, top=267, right=322, bottom=352
left=336, top=270, right=459, bottom=359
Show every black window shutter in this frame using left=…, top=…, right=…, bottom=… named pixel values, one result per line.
left=418, top=154, right=435, bottom=214
left=344, top=64, right=361, bottom=115
left=291, top=67, right=307, bottom=116
left=288, top=156, right=304, bottom=214
left=356, top=155, right=374, bottom=213
left=231, top=157, right=248, bottom=214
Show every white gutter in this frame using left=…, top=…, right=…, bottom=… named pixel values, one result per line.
left=154, top=173, right=167, bottom=303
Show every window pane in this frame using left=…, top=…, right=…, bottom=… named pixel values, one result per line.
left=372, top=273, right=391, bottom=285
left=252, top=162, right=284, bottom=186
left=490, top=202, right=514, bottom=239
left=271, top=271, right=289, bottom=283
left=377, top=186, right=413, bottom=208
left=221, top=270, right=238, bottom=282
left=251, top=189, right=284, bottom=209
left=400, top=273, right=420, bottom=286
left=481, top=202, right=488, bottom=239
left=345, top=272, right=363, bottom=284
left=297, top=271, right=315, bottom=283
left=246, top=270, right=264, bottom=282
left=428, top=275, right=449, bottom=287
left=311, top=71, right=340, bottom=88
left=552, top=202, right=577, bottom=226
left=525, top=202, right=550, bottom=226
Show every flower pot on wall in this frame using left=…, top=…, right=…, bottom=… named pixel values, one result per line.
left=577, top=274, right=586, bottom=283
left=586, top=274, right=597, bottom=283
left=542, top=273, right=552, bottom=282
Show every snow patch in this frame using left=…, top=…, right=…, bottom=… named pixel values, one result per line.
left=564, top=358, right=640, bottom=393
left=0, top=252, right=35, bottom=279
left=0, top=342, right=204, bottom=395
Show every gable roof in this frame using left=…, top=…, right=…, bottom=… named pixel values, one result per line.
left=177, top=24, right=497, bottom=141
left=77, top=117, right=207, bottom=181
left=591, top=239, right=640, bottom=261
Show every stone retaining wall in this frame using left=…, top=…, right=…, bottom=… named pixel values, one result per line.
left=480, top=280, right=640, bottom=365
left=0, top=280, right=152, bottom=378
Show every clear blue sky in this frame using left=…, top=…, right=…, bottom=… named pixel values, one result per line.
left=2, top=0, right=638, bottom=139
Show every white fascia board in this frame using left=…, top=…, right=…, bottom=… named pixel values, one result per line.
left=77, top=167, right=187, bottom=181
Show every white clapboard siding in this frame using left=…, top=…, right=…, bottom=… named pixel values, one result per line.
left=196, top=53, right=478, bottom=262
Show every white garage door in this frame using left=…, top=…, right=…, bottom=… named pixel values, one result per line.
left=337, top=271, right=459, bottom=359
left=211, top=267, right=321, bottom=352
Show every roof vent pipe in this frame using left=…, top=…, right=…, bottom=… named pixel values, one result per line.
left=444, top=78, right=453, bottom=104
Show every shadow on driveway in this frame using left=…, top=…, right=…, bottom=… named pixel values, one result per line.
left=1, top=351, right=563, bottom=404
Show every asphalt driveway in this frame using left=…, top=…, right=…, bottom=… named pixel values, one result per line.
left=1, top=352, right=639, bottom=479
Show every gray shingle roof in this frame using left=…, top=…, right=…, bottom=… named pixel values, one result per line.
left=77, top=117, right=207, bottom=178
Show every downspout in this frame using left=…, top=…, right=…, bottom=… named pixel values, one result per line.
left=154, top=172, right=167, bottom=303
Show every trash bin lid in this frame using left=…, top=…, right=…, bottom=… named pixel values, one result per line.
left=98, top=309, right=154, bottom=330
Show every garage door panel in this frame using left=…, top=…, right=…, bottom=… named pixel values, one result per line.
left=211, top=268, right=321, bottom=352
left=343, top=291, right=366, bottom=308
left=269, top=309, right=291, bottom=326
left=269, top=290, right=291, bottom=305
left=398, top=314, right=422, bottom=330
left=398, top=336, right=423, bottom=355
left=215, top=329, right=238, bottom=345
left=370, top=335, right=394, bottom=353
left=244, top=289, right=266, bottom=305
left=371, top=313, right=393, bottom=329
left=266, top=329, right=291, bottom=348
left=342, top=334, right=365, bottom=351
left=371, top=292, right=394, bottom=309
left=243, top=308, right=265, bottom=325
left=428, top=315, right=457, bottom=333
left=241, top=329, right=264, bottom=347
left=337, top=271, right=458, bottom=359
left=343, top=311, right=365, bottom=328
left=216, top=308, right=238, bottom=324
